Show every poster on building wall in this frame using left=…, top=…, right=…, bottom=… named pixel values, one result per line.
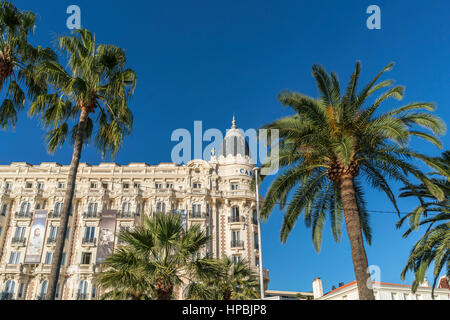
left=24, top=210, right=48, bottom=264
left=96, top=209, right=118, bottom=263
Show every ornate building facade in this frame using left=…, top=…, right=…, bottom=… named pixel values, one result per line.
left=0, top=118, right=269, bottom=300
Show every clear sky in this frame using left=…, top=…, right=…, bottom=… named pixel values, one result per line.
left=4, top=0, right=450, bottom=293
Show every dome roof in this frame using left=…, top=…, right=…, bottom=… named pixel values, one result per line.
left=219, top=116, right=250, bottom=158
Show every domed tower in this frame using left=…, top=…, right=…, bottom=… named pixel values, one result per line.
left=217, top=115, right=253, bottom=165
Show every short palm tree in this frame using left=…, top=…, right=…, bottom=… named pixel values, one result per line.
left=0, top=0, right=55, bottom=128
left=29, top=28, right=137, bottom=300
left=260, top=62, right=446, bottom=300
left=398, top=151, right=449, bottom=295
left=186, top=256, right=259, bottom=300
left=98, top=213, right=215, bottom=300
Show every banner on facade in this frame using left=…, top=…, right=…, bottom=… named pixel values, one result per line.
left=24, top=210, right=48, bottom=264
left=96, top=209, right=117, bottom=263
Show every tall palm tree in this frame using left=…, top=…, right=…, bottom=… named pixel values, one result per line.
left=98, top=213, right=215, bottom=300
left=186, top=256, right=259, bottom=300
left=260, top=62, right=446, bottom=300
left=398, top=151, right=449, bottom=295
left=0, top=0, right=56, bottom=128
left=29, top=28, right=137, bottom=300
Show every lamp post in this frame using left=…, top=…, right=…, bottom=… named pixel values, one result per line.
left=253, top=167, right=265, bottom=299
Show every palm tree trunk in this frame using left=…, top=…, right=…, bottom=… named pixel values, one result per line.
left=46, top=107, right=90, bottom=300
left=339, top=176, right=375, bottom=300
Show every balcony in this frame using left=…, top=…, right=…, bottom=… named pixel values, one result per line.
left=230, top=240, right=244, bottom=249
left=48, top=211, right=61, bottom=219
left=117, top=211, right=138, bottom=220
left=228, top=216, right=246, bottom=223
left=188, top=211, right=207, bottom=221
left=14, top=212, right=32, bottom=220
left=81, top=237, right=96, bottom=246
left=46, top=237, right=57, bottom=246
left=223, top=189, right=255, bottom=199
left=76, top=293, right=88, bottom=300
left=11, top=237, right=27, bottom=246
left=82, top=212, right=100, bottom=220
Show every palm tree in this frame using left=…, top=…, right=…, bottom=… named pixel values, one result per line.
left=186, top=256, right=259, bottom=300
left=29, top=28, right=137, bottom=300
left=0, top=0, right=56, bottom=128
left=260, top=62, right=446, bottom=300
left=398, top=151, right=449, bottom=296
left=98, top=213, right=215, bottom=300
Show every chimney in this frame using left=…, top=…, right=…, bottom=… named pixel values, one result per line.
left=339, top=282, right=344, bottom=287
left=312, top=278, right=323, bottom=299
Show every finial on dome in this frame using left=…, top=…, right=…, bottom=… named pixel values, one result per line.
left=232, top=114, right=236, bottom=129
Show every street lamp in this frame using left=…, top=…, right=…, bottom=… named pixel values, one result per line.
left=253, top=167, right=264, bottom=299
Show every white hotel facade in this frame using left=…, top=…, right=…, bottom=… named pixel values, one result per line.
left=0, top=119, right=269, bottom=300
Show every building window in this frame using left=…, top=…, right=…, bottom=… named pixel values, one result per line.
left=123, top=183, right=130, bottom=189
left=14, top=226, right=26, bottom=241
left=192, top=204, right=201, bottom=214
left=55, top=283, right=61, bottom=299
left=193, top=183, right=201, bottom=189
left=37, top=182, right=44, bottom=190
left=155, top=183, right=162, bottom=189
left=102, top=183, right=108, bottom=190
left=5, top=182, right=12, bottom=190
left=20, top=202, right=31, bottom=214
left=166, top=183, right=173, bottom=189
left=48, top=226, right=59, bottom=242
left=156, top=202, right=166, bottom=213
left=81, top=252, right=92, bottom=265
left=54, top=202, right=63, bottom=215
left=0, top=227, right=2, bottom=237
left=25, top=182, right=33, bottom=189
left=61, top=253, right=66, bottom=266
left=122, top=202, right=131, bottom=215
left=77, top=280, right=88, bottom=300
left=230, top=206, right=241, bottom=222
left=87, top=202, right=98, bottom=215
left=45, top=252, right=53, bottom=265
left=18, top=283, right=24, bottom=299
left=4, top=280, right=15, bottom=299
left=232, top=255, right=241, bottom=264
left=231, top=183, right=239, bottom=190
left=9, top=251, right=21, bottom=264
left=84, top=227, right=95, bottom=242
left=90, top=182, right=98, bottom=189
left=40, top=280, right=48, bottom=299
left=255, top=256, right=259, bottom=267
left=1, top=204, right=7, bottom=216
left=254, top=233, right=259, bottom=250
left=134, top=183, right=141, bottom=189
left=57, top=182, right=65, bottom=189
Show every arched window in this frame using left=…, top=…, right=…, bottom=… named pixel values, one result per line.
left=78, top=280, right=88, bottom=300
left=40, top=280, right=48, bottom=299
left=4, top=280, right=15, bottom=299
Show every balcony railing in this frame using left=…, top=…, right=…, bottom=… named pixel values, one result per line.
left=82, top=212, right=100, bottom=219
left=14, top=212, right=32, bottom=219
left=230, top=240, right=244, bottom=248
left=117, top=211, right=138, bottom=219
left=81, top=237, right=96, bottom=245
left=0, top=292, right=14, bottom=300
left=47, top=237, right=57, bottom=245
left=11, top=237, right=27, bottom=245
left=188, top=211, right=207, bottom=219
left=76, top=293, right=88, bottom=300
left=228, top=216, right=246, bottom=223
left=48, top=211, right=61, bottom=219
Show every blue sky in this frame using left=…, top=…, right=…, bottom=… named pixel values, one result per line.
left=4, top=0, right=450, bottom=293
